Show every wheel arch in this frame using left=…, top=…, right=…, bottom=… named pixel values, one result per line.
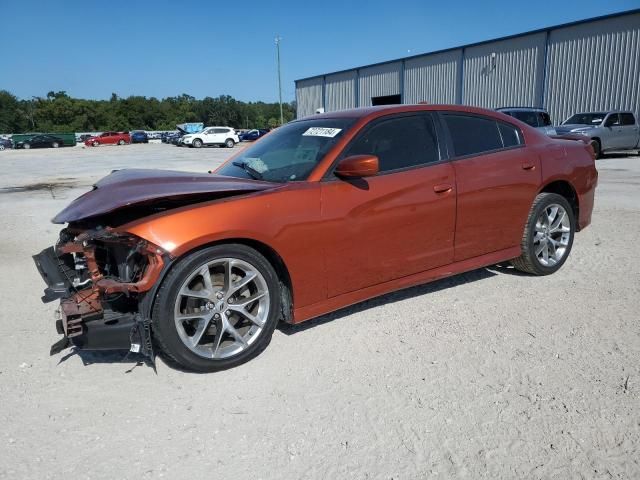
left=143, top=237, right=294, bottom=323
left=538, top=180, right=579, bottom=229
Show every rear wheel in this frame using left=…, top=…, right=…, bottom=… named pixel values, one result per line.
left=225, top=138, right=235, bottom=148
left=0, top=144, right=5, bottom=151
left=152, top=244, right=281, bottom=372
left=23, top=143, right=31, bottom=149
left=118, top=139, right=125, bottom=145
left=512, top=193, right=575, bottom=275
left=52, top=142, right=59, bottom=148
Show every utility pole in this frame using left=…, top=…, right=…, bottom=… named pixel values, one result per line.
left=275, top=35, right=283, bottom=126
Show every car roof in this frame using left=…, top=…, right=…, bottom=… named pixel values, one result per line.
left=297, top=104, right=520, bottom=123
left=496, top=107, right=548, bottom=113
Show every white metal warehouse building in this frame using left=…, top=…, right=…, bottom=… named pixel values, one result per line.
left=295, top=9, right=640, bottom=124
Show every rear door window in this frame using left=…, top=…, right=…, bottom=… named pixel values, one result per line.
left=621, top=113, right=636, bottom=126
left=498, top=122, right=523, bottom=148
left=443, top=114, right=504, bottom=157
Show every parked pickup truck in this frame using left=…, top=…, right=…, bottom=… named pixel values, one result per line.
left=555, top=111, right=640, bottom=158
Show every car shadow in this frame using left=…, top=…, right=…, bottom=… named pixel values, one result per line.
left=56, top=264, right=528, bottom=371
left=57, top=348, right=155, bottom=373
left=278, top=265, right=521, bottom=336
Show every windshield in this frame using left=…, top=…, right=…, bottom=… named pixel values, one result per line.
left=218, top=118, right=355, bottom=182
left=564, top=113, right=606, bottom=125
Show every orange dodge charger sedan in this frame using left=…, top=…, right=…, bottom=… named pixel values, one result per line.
left=34, top=104, right=598, bottom=372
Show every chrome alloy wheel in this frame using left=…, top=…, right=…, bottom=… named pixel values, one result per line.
left=533, top=203, right=571, bottom=267
left=173, top=258, right=270, bottom=359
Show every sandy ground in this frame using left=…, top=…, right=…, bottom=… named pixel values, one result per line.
left=0, top=143, right=638, bottom=479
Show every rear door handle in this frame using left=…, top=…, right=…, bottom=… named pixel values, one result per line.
left=522, top=163, right=536, bottom=170
left=433, top=183, right=453, bottom=193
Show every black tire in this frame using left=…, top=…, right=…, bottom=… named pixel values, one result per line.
left=93, top=141, right=99, bottom=147
left=23, top=143, right=31, bottom=149
left=225, top=138, right=235, bottom=148
left=591, top=139, right=602, bottom=159
left=152, top=244, right=282, bottom=372
left=192, top=138, right=203, bottom=148
left=52, top=142, right=59, bottom=148
left=118, top=139, right=125, bottom=146
left=511, top=193, right=575, bottom=275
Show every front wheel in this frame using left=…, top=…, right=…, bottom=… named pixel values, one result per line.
left=118, top=139, right=125, bottom=145
left=192, top=139, right=203, bottom=148
left=511, top=193, right=575, bottom=275
left=23, top=143, right=31, bottom=149
left=93, top=141, right=99, bottom=147
left=152, top=244, right=282, bottom=372
left=52, top=142, right=60, bottom=148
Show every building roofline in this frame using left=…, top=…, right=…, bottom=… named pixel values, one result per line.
left=295, top=8, right=640, bottom=84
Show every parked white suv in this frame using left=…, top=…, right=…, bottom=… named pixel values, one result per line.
left=182, top=127, right=240, bottom=148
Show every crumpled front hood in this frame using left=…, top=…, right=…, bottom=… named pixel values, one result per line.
left=53, top=168, right=278, bottom=224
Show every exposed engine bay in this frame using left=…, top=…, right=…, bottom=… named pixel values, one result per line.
left=33, top=225, right=168, bottom=361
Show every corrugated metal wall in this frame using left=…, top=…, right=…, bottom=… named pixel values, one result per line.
left=358, top=62, right=401, bottom=106
left=404, top=50, right=462, bottom=104
left=544, top=12, right=640, bottom=123
left=325, top=71, right=357, bottom=111
left=295, top=77, right=323, bottom=118
left=463, top=32, right=546, bottom=109
left=295, top=11, right=640, bottom=121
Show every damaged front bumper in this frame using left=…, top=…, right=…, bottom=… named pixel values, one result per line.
left=33, top=228, right=167, bottom=358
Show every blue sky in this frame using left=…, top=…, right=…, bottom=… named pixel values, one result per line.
left=1, top=0, right=638, bottom=102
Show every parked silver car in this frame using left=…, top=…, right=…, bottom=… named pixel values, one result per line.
left=496, top=107, right=556, bottom=136
left=555, top=111, right=640, bottom=158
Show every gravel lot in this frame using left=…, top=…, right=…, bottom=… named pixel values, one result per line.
left=0, top=143, right=638, bottom=479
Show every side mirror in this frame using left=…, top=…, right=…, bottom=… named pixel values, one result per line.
left=335, top=155, right=379, bottom=178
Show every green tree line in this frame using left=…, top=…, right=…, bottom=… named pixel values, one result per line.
left=0, top=90, right=296, bottom=133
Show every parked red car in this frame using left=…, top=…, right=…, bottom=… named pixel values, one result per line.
left=85, top=131, right=131, bottom=146
left=34, top=104, right=597, bottom=372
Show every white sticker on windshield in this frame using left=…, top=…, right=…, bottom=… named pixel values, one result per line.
left=245, top=157, right=268, bottom=173
left=302, top=127, right=342, bottom=138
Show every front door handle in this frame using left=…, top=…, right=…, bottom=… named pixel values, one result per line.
left=433, top=183, right=453, bottom=193
left=522, top=163, right=536, bottom=170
